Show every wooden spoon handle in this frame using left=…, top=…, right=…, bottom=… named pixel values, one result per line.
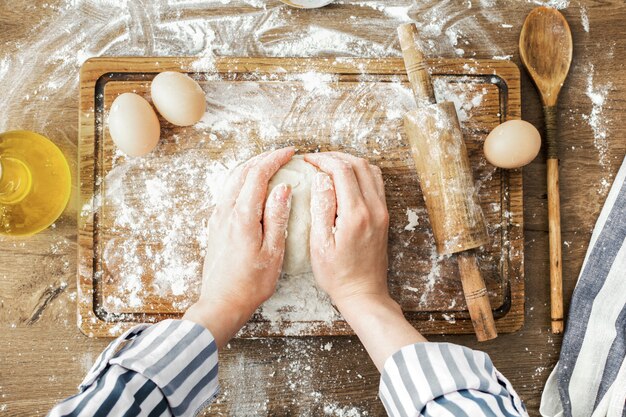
left=547, top=159, right=564, bottom=334
left=544, top=105, right=564, bottom=334
left=457, top=252, right=498, bottom=341
left=544, top=105, right=559, bottom=158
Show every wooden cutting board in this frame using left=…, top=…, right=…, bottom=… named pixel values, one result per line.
left=78, top=56, right=523, bottom=338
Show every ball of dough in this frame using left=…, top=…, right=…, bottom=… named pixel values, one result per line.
left=267, top=156, right=318, bottom=275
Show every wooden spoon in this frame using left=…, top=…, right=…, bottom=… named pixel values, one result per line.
left=519, top=7, right=573, bottom=334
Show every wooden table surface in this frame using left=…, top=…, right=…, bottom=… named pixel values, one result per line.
left=1, top=1, right=624, bottom=416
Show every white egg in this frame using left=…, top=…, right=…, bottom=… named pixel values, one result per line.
left=108, top=93, right=160, bottom=157
left=484, top=120, right=541, bottom=169
left=150, top=71, right=206, bottom=127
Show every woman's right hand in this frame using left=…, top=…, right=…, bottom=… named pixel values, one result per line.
left=305, top=152, right=426, bottom=371
left=304, top=152, right=391, bottom=309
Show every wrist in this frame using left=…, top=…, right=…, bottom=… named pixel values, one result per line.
left=334, top=292, right=401, bottom=318
left=335, top=292, right=427, bottom=371
left=183, top=298, right=253, bottom=349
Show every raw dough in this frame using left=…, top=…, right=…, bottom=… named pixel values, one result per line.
left=267, top=156, right=318, bottom=275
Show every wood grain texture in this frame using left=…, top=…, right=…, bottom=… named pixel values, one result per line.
left=78, top=57, right=524, bottom=337
left=520, top=7, right=573, bottom=335
left=397, top=23, right=436, bottom=106
left=403, top=102, right=489, bottom=254
left=519, top=7, right=573, bottom=107
left=544, top=105, right=563, bottom=332
left=398, top=25, right=498, bottom=341
left=403, top=101, right=498, bottom=339
left=457, top=252, right=498, bottom=341
left=547, top=158, right=564, bottom=334
left=2, top=1, right=625, bottom=416
left=77, top=56, right=523, bottom=338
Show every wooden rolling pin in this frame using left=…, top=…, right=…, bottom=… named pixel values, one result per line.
left=398, top=23, right=497, bottom=341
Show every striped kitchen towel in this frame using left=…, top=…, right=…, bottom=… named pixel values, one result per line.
left=540, top=155, right=626, bottom=417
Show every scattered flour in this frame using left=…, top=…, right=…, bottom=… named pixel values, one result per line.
left=1, top=2, right=601, bottom=413
left=404, top=208, right=419, bottom=231
left=219, top=355, right=270, bottom=416
left=442, top=313, right=456, bottom=324
left=434, top=78, right=488, bottom=122
left=383, top=6, right=412, bottom=22
left=79, top=352, right=96, bottom=375
left=582, top=64, right=613, bottom=193
left=255, top=272, right=340, bottom=335
left=530, top=0, right=570, bottom=9
left=100, top=151, right=234, bottom=312
left=580, top=5, right=590, bottom=32
left=296, top=71, right=338, bottom=96
left=419, top=230, right=447, bottom=307
left=324, top=403, right=369, bottom=417
left=95, top=66, right=492, bottom=334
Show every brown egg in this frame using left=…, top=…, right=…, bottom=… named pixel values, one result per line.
left=151, top=71, right=206, bottom=127
left=484, top=120, right=541, bottom=169
left=108, top=93, right=160, bottom=157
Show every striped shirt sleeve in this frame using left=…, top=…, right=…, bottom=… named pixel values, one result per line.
left=48, top=319, right=219, bottom=417
left=379, top=342, right=528, bottom=417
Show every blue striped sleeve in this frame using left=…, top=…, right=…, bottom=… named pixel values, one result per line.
left=379, top=342, right=528, bottom=417
left=47, top=319, right=219, bottom=417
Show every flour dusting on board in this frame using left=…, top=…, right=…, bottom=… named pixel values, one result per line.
left=100, top=71, right=478, bottom=334
left=404, top=208, right=419, bottom=231
left=434, top=78, right=488, bottom=123
left=82, top=52, right=508, bottom=335
left=0, top=0, right=524, bottom=137
left=101, top=149, right=234, bottom=312
left=96, top=56, right=507, bottom=334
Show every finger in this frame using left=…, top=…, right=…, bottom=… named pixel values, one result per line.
left=220, top=150, right=270, bottom=206
left=262, top=183, right=293, bottom=257
left=310, top=172, right=337, bottom=251
left=235, top=147, right=295, bottom=222
left=370, top=165, right=387, bottom=209
left=323, top=152, right=380, bottom=208
left=304, top=153, right=362, bottom=215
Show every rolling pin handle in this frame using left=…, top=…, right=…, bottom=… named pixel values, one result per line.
left=397, top=23, right=437, bottom=106
left=457, top=252, right=498, bottom=341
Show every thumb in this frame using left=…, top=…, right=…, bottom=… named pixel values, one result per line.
left=262, top=183, right=292, bottom=256
left=310, top=172, right=336, bottom=252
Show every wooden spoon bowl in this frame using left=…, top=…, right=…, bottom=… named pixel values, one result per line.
left=519, top=7, right=573, bottom=107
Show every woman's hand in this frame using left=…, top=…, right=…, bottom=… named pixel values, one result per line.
left=304, top=152, right=390, bottom=308
left=305, top=152, right=426, bottom=371
left=184, top=147, right=294, bottom=348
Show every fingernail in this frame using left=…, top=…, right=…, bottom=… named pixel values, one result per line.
left=314, top=172, right=333, bottom=191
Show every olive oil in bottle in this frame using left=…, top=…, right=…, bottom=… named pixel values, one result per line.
left=0, top=130, right=71, bottom=236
